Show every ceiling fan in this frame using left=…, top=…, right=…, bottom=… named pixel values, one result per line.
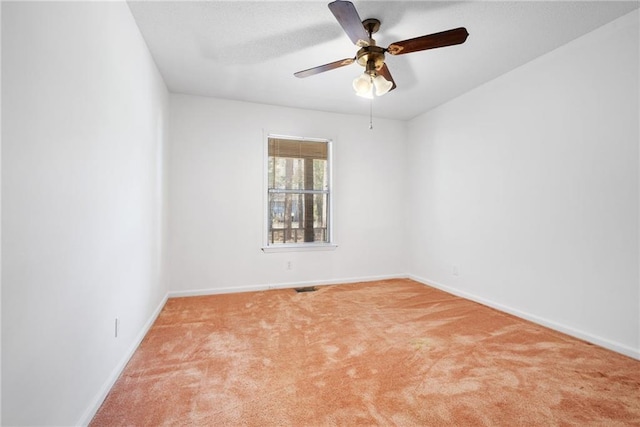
left=294, top=0, right=469, bottom=98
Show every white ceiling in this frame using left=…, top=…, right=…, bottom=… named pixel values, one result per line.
left=127, top=1, right=638, bottom=120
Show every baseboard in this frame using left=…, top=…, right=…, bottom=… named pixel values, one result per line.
left=409, top=274, right=640, bottom=361
left=168, top=273, right=408, bottom=298
left=76, top=293, right=170, bottom=426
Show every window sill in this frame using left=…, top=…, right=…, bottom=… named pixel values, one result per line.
left=261, top=243, right=338, bottom=253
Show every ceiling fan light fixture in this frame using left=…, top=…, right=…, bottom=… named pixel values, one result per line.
left=353, top=73, right=373, bottom=98
left=295, top=1, right=470, bottom=102
left=373, top=74, right=392, bottom=96
left=353, top=72, right=391, bottom=98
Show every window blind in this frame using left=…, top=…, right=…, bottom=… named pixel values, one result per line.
left=268, top=138, right=328, bottom=160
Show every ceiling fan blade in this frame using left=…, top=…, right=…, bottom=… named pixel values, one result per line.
left=328, top=1, right=370, bottom=47
left=378, top=63, right=397, bottom=92
left=294, top=57, right=355, bottom=78
left=386, top=27, right=469, bottom=56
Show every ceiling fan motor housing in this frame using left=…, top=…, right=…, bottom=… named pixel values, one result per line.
left=356, top=18, right=385, bottom=75
left=356, top=45, right=386, bottom=75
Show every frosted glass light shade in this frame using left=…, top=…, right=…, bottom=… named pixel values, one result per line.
left=373, top=74, right=392, bottom=96
left=353, top=73, right=373, bottom=98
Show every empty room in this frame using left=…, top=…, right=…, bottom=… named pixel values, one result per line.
left=1, top=0, right=639, bottom=425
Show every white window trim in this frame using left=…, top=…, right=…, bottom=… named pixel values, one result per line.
left=261, top=243, right=338, bottom=253
left=261, top=133, right=336, bottom=252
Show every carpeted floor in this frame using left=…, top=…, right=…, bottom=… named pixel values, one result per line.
left=90, top=279, right=640, bottom=426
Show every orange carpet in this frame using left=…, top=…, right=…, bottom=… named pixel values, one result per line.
left=90, top=279, right=640, bottom=426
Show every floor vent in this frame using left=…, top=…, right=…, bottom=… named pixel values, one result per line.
left=294, top=286, right=317, bottom=293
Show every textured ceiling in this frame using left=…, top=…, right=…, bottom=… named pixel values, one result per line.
left=127, top=1, right=638, bottom=120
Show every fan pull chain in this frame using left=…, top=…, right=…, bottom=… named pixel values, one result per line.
left=369, top=99, right=373, bottom=130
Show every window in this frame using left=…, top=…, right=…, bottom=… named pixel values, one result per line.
left=265, top=135, right=332, bottom=249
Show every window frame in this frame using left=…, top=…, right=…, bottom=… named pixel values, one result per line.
left=262, top=133, right=336, bottom=253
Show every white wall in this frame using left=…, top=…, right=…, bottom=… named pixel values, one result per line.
left=1, top=2, right=169, bottom=425
left=0, top=2, right=3, bottom=422
left=407, top=11, right=639, bottom=358
left=1, top=3, right=637, bottom=425
left=168, top=95, right=406, bottom=294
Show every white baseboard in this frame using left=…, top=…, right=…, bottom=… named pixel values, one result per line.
left=168, top=273, right=408, bottom=298
left=409, top=274, right=640, bottom=361
left=76, top=293, right=169, bottom=426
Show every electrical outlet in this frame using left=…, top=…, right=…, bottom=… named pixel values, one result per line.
left=115, top=318, right=119, bottom=338
left=286, top=261, right=292, bottom=270
left=452, top=265, right=459, bottom=277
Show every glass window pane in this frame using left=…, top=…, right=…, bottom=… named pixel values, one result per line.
left=313, top=159, right=327, bottom=191
left=267, top=136, right=330, bottom=246
left=268, top=192, right=328, bottom=244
